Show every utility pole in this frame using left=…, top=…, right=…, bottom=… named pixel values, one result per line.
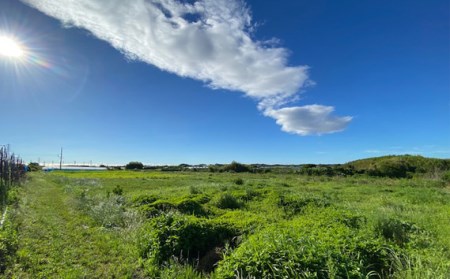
left=59, top=147, right=63, bottom=170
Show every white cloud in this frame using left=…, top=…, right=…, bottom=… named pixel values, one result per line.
left=22, top=0, right=352, bottom=135
left=265, top=105, right=352, bottom=135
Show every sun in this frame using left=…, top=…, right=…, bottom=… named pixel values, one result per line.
left=0, top=36, right=25, bottom=58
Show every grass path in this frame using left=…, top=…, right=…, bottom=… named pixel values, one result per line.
left=5, top=174, right=141, bottom=278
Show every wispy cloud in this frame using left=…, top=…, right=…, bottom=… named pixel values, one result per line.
left=22, top=0, right=351, bottom=135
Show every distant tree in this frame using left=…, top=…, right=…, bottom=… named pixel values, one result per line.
left=224, top=161, right=251, bottom=173
left=28, top=162, right=42, bottom=172
left=125, top=161, right=144, bottom=170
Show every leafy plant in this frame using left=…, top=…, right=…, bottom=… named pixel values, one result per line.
left=138, top=212, right=236, bottom=267
left=216, top=217, right=395, bottom=279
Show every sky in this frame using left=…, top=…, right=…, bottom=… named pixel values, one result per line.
left=0, top=0, right=449, bottom=165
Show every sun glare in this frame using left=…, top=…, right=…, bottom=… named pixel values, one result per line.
left=0, top=36, right=25, bottom=58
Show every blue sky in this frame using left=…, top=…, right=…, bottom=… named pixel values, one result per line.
left=0, top=0, right=449, bottom=165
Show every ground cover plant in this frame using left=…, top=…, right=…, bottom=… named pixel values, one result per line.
left=1, top=158, right=449, bottom=278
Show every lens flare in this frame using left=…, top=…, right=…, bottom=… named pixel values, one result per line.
left=0, top=36, right=25, bottom=58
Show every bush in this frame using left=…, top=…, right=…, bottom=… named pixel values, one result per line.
left=76, top=192, right=140, bottom=229
left=189, top=185, right=201, bottom=195
left=242, top=188, right=261, bottom=202
left=134, top=196, right=209, bottom=217
left=137, top=213, right=236, bottom=266
left=0, top=221, right=18, bottom=273
left=90, top=196, right=127, bottom=228
left=216, top=215, right=396, bottom=279
left=112, top=185, right=123, bottom=196
left=224, top=161, right=251, bottom=173
left=27, top=162, right=42, bottom=172
left=176, top=199, right=208, bottom=216
left=375, top=217, right=421, bottom=247
left=278, top=193, right=331, bottom=216
left=6, top=187, right=20, bottom=206
left=233, top=178, right=244, bottom=185
left=375, top=160, right=413, bottom=178
left=215, top=193, right=243, bottom=210
left=442, top=171, right=450, bottom=183
left=132, top=194, right=158, bottom=206
left=125, top=161, right=144, bottom=170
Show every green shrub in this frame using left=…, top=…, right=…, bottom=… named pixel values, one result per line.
left=233, top=178, right=244, bottom=185
left=112, top=185, right=123, bottom=196
left=214, top=211, right=264, bottom=232
left=216, top=219, right=395, bottom=279
left=189, top=185, right=201, bottom=195
left=76, top=191, right=140, bottom=229
left=278, top=193, right=330, bottom=216
left=0, top=221, right=18, bottom=273
left=131, top=194, right=158, bottom=206
left=224, top=161, right=251, bottom=173
left=27, top=162, right=42, bottom=172
left=6, top=187, right=20, bottom=206
left=242, top=188, right=261, bottom=202
left=136, top=196, right=209, bottom=217
left=125, top=161, right=144, bottom=170
left=190, top=194, right=211, bottom=204
left=215, top=193, right=243, bottom=210
left=90, top=196, right=127, bottom=228
left=137, top=213, right=236, bottom=266
left=176, top=199, right=208, bottom=216
left=442, top=171, right=450, bottom=183
left=375, top=217, right=421, bottom=247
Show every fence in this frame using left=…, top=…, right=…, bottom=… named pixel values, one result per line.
left=0, top=145, right=25, bottom=215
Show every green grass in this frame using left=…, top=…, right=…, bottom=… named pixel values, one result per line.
left=1, top=170, right=449, bottom=278
left=3, top=174, right=143, bottom=278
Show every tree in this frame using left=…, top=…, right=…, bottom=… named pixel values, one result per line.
left=28, top=162, right=42, bottom=172
left=224, top=161, right=251, bottom=173
left=125, top=161, right=144, bottom=170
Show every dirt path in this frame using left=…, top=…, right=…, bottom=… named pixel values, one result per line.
left=4, top=174, right=141, bottom=278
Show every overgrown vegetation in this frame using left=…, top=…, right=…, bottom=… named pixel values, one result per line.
left=1, top=155, right=449, bottom=278
left=0, top=146, right=25, bottom=210
left=0, top=146, right=25, bottom=274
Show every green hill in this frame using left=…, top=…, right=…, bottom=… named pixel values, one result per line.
left=344, top=155, right=450, bottom=178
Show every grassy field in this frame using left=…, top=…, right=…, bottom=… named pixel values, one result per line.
left=2, top=170, right=450, bottom=278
